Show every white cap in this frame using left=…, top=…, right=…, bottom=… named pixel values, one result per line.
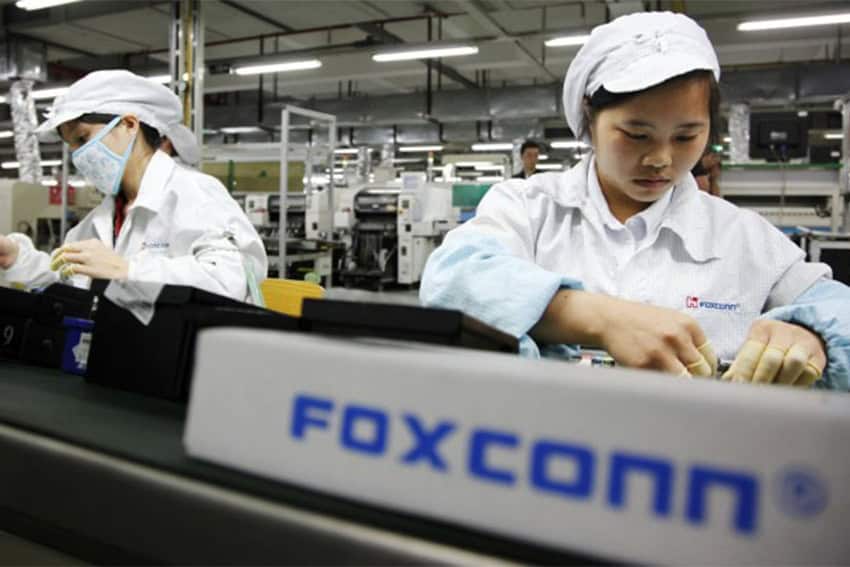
left=563, top=12, right=720, bottom=141
left=35, top=69, right=201, bottom=165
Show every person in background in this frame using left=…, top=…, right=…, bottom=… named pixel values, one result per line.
left=157, top=114, right=201, bottom=168
left=420, top=12, right=850, bottom=390
left=692, top=150, right=721, bottom=196
left=512, top=140, right=542, bottom=179
left=0, top=69, right=266, bottom=302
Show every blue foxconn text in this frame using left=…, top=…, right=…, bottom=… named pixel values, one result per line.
left=290, top=393, right=758, bottom=534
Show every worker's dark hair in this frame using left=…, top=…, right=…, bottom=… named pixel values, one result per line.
left=691, top=159, right=708, bottom=177
left=520, top=139, right=542, bottom=156
left=582, top=69, right=721, bottom=148
left=63, top=112, right=162, bottom=151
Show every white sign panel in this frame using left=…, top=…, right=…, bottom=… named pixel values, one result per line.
left=185, top=328, right=850, bottom=564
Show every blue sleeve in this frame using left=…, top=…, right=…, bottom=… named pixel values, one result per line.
left=419, top=232, right=582, bottom=358
left=762, top=279, right=850, bottom=391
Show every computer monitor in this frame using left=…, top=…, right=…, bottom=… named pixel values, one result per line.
left=749, top=112, right=808, bottom=162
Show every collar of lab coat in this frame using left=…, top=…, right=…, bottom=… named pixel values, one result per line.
left=546, top=153, right=723, bottom=262
left=586, top=155, right=673, bottom=239
left=130, top=150, right=177, bottom=214
left=87, top=150, right=177, bottom=245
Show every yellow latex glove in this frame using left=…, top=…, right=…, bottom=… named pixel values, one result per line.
left=684, top=341, right=717, bottom=377
left=49, top=239, right=129, bottom=281
left=723, top=320, right=825, bottom=388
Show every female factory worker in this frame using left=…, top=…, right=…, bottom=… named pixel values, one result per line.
left=421, top=12, right=850, bottom=390
left=0, top=70, right=266, bottom=302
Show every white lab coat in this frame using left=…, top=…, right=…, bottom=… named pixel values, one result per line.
left=421, top=154, right=831, bottom=362
left=1, top=151, right=267, bottom=301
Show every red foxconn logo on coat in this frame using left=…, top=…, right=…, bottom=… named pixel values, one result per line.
left=684, top=296, right=741, bottom=312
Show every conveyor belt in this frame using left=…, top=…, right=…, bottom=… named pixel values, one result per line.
left=0, top=362, right=601, bottom=565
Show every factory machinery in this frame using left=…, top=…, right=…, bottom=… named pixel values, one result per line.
left=721, top=165, right=844, bottom=231
left=232, top=180, right=457, bottom=290
left=337, top=181, right=456, bottom=290
left=233, top=191, right=334, bottom=284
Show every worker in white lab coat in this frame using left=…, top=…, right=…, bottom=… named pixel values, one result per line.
left=421, top=12, right=850, bottom=390
left=0, top=70, right=266, bottom=302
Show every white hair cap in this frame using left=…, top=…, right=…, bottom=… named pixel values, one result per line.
left=35, top=69, right=201, bottom=165
left=563, top=11, right=720, bottom=141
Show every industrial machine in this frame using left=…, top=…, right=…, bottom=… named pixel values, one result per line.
left=798, top=229, right=850, bottom=285
left=721, top=165, right=843, bottom=231
left=305, top=189, right=332, bottom=241
left=235, top=191, right=332, bottom=283
left=340, top=181, right=455, bottom=289
left=340, top=187, right=399, bottom=290
left=397, top=185, right=456, bottom=285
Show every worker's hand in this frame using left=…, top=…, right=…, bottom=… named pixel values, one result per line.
left=723, top=319, right=826, bottom=388
left=50, top=239, right=129, bottom=281
left=0, top=234, right=20, bottom=270
left=596, top=296, right=717, bottom=377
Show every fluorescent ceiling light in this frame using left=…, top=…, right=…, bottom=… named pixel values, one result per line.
left=545, top=34, right=591, bottom=47
left=219, top=126, right=265, bottom=134
left=738, top=13, right=850, bottom=31
left=824, top=132, right=844, bottom=139
left=550, top=140, right=589, bottom=149
left=32, top=87, right=69, bottom=100
left=471, top=142, right=513, bottom=151
left=474, top=164, right=504, bottom=171
left=831, top=151, right=841, bottom=158
left=0, top=130, right=13, bottom=139
left=2, top=159, right=62, bottom=169
left=723, top=136, right=732, bottom=143
left=797, top=110, right=809, bottom=117
left=334, top=148, right=366, bottom=155
left=373, top=45, right=478, bottom=62
left=233, top=59, right=322, bottom=76
left=536, top=163, right=564, bottom=170
left=476, top=175, right=504, bottom=182
left=15, top=0, right=80, bottom=10
left=538, top=154, right=549, bottom=160
left=147, top=74, right=171, bottom=84
left=398, top=145, right=443, bottom=152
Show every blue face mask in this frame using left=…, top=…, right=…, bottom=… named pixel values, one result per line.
left=71, top=116, right=136, bottom=197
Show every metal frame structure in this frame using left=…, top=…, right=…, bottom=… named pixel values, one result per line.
left=280, top=105, right=336, bottom=276
left=170, top=0, right=205, bottom=145
left=837, top=95, right=850, bottom=231
left=59, top=144, right=69, bottom=243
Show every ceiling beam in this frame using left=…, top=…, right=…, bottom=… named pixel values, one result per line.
left=456, top=0, right=557, bottom=81
left=356, top=22, right=478, bottom=89
left=218, top=0, right=295, bottom=33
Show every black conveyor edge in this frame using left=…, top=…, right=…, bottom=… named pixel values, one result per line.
left=0, top=363, right=605, bottom=565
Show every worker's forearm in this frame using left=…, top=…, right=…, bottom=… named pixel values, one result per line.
left=530, top=289, right=609, bottom=347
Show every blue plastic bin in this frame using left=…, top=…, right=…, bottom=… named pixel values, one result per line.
left=62, top=316, right=94, bottom=376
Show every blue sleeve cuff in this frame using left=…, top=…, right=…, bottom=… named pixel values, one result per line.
left=420, top=233, right=582, bottom=358
left=762, top=279, right=850, bottom=391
